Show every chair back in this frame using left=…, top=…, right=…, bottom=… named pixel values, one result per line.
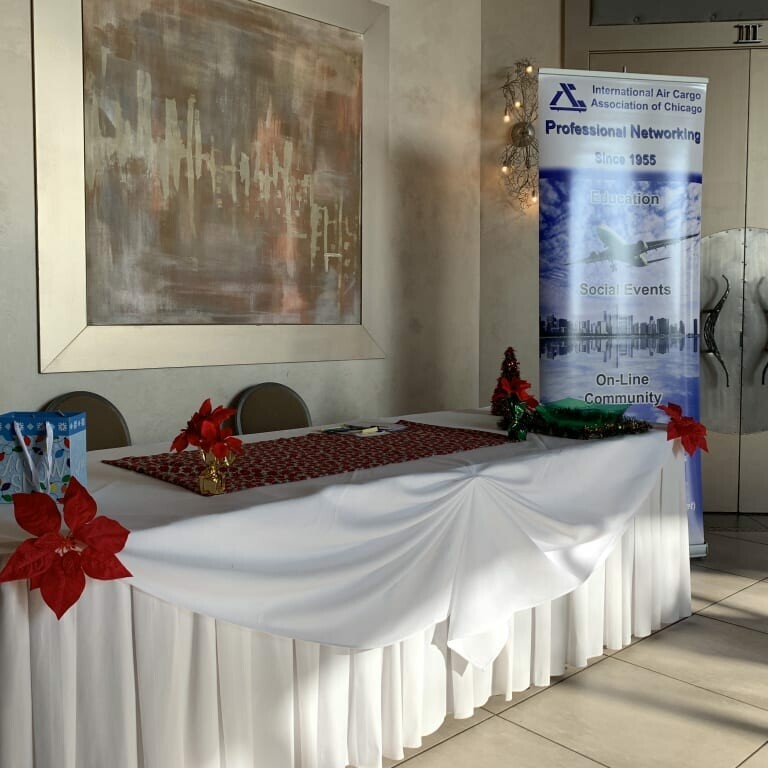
left=44, top=391, right=131, bottom=451
left=233, top=383, right=311, bottom=435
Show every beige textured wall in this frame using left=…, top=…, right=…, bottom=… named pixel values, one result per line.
left=0, top=0, right=480, bottom=443
left=387, top=0, right=481, bottom=413
left=479, top=0, right=562, bottom=404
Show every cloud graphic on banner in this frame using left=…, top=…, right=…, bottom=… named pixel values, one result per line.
left=539, top=178, right=572, bottom=283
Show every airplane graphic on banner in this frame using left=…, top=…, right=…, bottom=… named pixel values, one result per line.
left=569, top=225, right=698, bottom=269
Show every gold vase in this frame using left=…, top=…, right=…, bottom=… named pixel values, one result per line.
left=198, top=450, right=233, bottom=496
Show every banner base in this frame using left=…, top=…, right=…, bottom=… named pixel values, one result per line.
left=689, top=542, right=709, bottom=559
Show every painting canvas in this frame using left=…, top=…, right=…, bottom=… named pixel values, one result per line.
left=82, top=0, right=362, bottom=326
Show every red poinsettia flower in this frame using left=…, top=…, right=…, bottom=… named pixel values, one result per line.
left=171, top=398, right=242, bottom=457
left=658, top=402, right=708, bottom=457
left=0, top=477, right=131, bottom=618
left=202, top=421, right=243, bottom=460
left=499, top=377, right=539, bottom=409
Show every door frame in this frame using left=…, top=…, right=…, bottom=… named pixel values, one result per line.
left=564, top=0, right=768, bottom=68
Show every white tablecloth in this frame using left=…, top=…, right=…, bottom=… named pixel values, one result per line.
left=0, top=411, right=690, bottom=768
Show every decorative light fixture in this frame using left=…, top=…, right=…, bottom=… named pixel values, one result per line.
left=500, top=59, right=539, bottom=207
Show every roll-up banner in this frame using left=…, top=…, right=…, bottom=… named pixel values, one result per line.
left=537, top=69, right=708, bottom=553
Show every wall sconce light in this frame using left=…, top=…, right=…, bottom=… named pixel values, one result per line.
left=500, top=59, right=539, bottom=207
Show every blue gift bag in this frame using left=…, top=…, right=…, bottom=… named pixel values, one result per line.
left=0, top=412, right=87, bottom=502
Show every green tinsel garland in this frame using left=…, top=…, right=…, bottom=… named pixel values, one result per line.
left=500, top=403, right=651, bottom=442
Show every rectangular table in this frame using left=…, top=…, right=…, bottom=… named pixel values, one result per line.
left=0, top=411, right=690, bottom=768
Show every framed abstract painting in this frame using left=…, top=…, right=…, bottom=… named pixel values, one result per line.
left=34, top=0, right=388, bottom=371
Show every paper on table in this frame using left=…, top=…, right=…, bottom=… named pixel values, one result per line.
left=320, top=422, right=407, bottom=436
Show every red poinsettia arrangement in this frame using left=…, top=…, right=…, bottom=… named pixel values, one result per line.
left=497, top=375, right=539, bottom=410
left=658, top=402, right=708, bottom=456
left=0, top=477, right=131, bottom=618
left=171, top=398, right=243, bottom=459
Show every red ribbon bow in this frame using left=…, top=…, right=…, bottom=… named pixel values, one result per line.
left=0, top=478, right=131, bottom=618
left=658, top=402, right=708, bottom=456
left=171, top=398, right=243, bottom=459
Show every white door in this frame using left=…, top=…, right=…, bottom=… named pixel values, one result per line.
left=589, top=49, right=761, bottom=513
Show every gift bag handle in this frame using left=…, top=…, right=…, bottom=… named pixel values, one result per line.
left=13, top=420, right=54, bottom=493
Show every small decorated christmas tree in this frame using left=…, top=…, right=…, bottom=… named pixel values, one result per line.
left=491, top=347, right=520, bottom=421
left=490, top=347, right=539, bottom=439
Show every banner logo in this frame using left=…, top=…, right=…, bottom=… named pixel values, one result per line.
left=549, top=83, right=588, bottom=113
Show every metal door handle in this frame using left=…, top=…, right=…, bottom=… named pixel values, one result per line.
left=701, top=274, right=730, bottom=387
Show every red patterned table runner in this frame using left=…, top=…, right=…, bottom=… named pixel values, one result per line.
left=103, top=421, right=508, bottom=495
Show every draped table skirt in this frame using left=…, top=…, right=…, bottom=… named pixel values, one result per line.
left=0, top=452, right=689, bottom=768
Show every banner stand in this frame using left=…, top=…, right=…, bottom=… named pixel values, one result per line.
left=537, top=68, right=708, bottom=555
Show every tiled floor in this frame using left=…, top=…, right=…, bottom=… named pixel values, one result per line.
left=382, top=515, right=768, bottom=768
